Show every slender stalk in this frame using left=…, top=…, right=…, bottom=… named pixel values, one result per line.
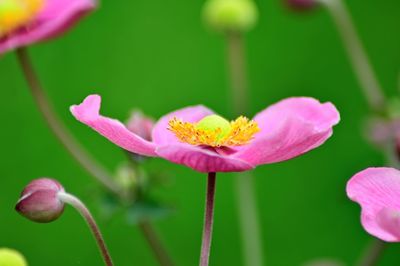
left=15, top=48, right=120, bottom=195
left=235, top=172, right=264, bottom=266
left=319, top=0, right=386, bottom=112
left=356, top=239, right=386, bottom=266
left=16, top=48, right=175, bottom=266
left=199, top=172, right=217, bottom=266
left=225, top=32, right=264, bottom=266
left=226, top=32, right=249, bottom=115
left=139, top=221, right=174, bottom=266
left=58, top=192, right=114, bottom=266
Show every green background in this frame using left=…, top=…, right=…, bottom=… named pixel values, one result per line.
left=1, top=0, right=400, bottom=265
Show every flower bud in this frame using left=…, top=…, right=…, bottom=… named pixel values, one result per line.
left=203, top=0, right=258, bottom=33
left=285, top=0, right=317, bottom=11
left=15, top=178, right=65, bottom=223
left=126, top=110, right=154, bottom=141
left=0, top=248, right=27, bottom=266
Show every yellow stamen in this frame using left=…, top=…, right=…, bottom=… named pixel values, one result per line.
left=0, top=0, right=44, bottom=37
left=168, top=115, right=260, bottom=147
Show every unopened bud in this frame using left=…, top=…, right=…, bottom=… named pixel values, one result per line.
left=15, top=178, right=65, bottom=223
left=203, top=0, right=258, bottom=33
left=285, top=0, right=317, bottom=11
left=0, top=248, right=27, bottom=266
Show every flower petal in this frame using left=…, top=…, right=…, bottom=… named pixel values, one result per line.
left=156, top=143, right=254, bottom=173
left=152, top=105, right=215, bottom=146
left=376, top=208, right=400, bottom=241
left=233, top=97, right=340, bottom=165
left=0, top=0, right=96, bottom=54
left=347, top=167, right=400, bottom=242
left=70, top=95, right=157, bottom=157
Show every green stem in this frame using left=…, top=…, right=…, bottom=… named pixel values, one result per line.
left=58, top=192, right=114, bottom=266
left=225, top=32, right=264, bottom=266
left=356, top=239, right=386, bottom=266
left=138, top=219, right=174, bottom=266
left=235, top=172, right=264, bottom=266
left=319, top=0, right=386, bottom=112
left=226, top=32, right=249, bottom=115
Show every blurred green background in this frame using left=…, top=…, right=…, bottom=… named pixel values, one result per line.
left=1, top=0, right=400, bottom=265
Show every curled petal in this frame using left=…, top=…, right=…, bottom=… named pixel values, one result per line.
left=0, top=0, right=97, bottom=54
left=156, top=144, right=254, bottom=173
left=234, top=97, right=340, bottom=165
left=347, top=167, right=400, bottom=242
left=152, top=105, right=215, bottom=146
left=70, top=95, right=157, bottom=157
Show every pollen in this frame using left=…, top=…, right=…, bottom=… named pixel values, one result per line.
left=0, top=0, right=44, bottom=37
left=168, top=114, right=260, bottom=147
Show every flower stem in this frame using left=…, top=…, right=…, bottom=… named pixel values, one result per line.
left=319, top=0, right=386, bottom=112
left=234, top=172, right=264, bottom=266
left=15, top=47, right=175, bottom=266
left=57, top=192, right=114, bottom=266
left=225, top=32, right=264, bottom=266
left=15, top=47, right=120, bottom=195
left=199, top=172, right=217, bottom=266
left=356, top=238, right=386, bottom=266
left=138, top=220, right=174, bottom=266
left=226, top=32, right=249, bottom=115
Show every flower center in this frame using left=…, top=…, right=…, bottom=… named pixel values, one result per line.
left=168, top=114, right=260, bottom=147
left=0, top=0, right=44, bottom=37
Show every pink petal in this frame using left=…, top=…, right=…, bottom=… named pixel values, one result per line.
left=0, top=0, right=96, bottom=54
left=376, top=208, right=400, bottom=241
left=233, top=97, right=340, bottom=165
left=70, top=95, right=157, bottom=157
left=152, top=105, right=215, bottom=146
left=347, top=167, right=400, bottom=242
left=156, top=144, right=254, bottom=173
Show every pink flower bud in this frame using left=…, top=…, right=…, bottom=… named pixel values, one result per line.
left=285, top=0, right=317, bottom=11
left=15, top=178, right=65, bottom=223
left=126, top=110, right=154, bottom=141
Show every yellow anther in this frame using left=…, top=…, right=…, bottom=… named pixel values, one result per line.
left=0, top=0, right=44, bottom=37
left=168, top=115, right=260, bottom=147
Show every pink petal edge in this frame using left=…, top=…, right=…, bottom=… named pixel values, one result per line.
left=234, top=97, right=340, bottom=166
left=70, top=94, right=157, bottom=157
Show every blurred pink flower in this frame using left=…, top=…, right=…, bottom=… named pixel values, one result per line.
left=0, top=0, right=96, bottom=54
left=285, top=0, right=317, bottom=11
left=347, top=167, right=400, bottom=242
left=126, top=110, right=155, bottom=142
left=71, top=94, right=339, bottom=173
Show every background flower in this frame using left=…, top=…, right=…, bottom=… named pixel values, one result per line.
left=347, top=167, right=400, bottom=242
left=0, top=0, right=96, bottom=54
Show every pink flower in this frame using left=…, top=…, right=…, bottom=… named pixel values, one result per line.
left=71, top=94, right=340, bottom=173
left=0, top=0, right=96, bottom=54
left=125, top=110, right=155, bottom=142
left=347, top=167, right=400, bottom=242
